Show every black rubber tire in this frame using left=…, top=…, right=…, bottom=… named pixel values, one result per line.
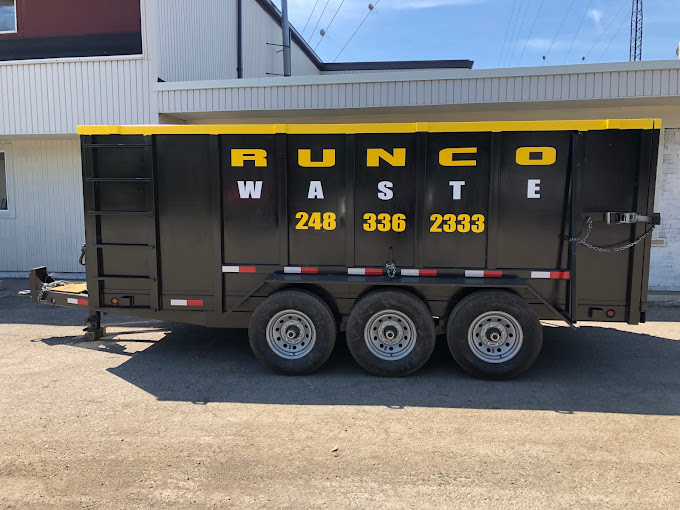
left=248, top=289, right=337, bottom=375
left=346, top=289, right=436, bottom=377
left=446, top=290, right=543, bottom=380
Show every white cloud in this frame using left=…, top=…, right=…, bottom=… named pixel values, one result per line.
left=587, top=9, right=603, bottom=25
left=525, top=38, right=551, bottom=51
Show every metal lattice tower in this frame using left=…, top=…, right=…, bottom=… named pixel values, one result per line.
left=629, top=0, right=643, bottom=61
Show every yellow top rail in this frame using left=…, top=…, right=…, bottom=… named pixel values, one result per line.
left=77, top=119, right=662, bottom=136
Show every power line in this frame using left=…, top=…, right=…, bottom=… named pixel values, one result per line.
left=309, top=0, right=332, bottom=44
left=314, top=0, right=346, bottom=51
left=498, top=0, right=519, bottom=67
left=507, top=0, right=533, bottom=67
left=600, top=9, right=631, bottom=61
left=517, top=0, right=546, bottom=66
left=333, top=0, right=380, bottom=63
left=582, top=0, right=628, bottom=61
left=301, top=0, right=321, bottom=37
left=564, top=0, right=595, bottom=64
left=543, top=0, right=578, bottom=61
left=503, top=0, right=526, bottom=66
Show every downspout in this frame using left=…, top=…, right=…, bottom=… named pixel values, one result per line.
left=281, top=0, right=291, bottom=76
left=237, top=0, right=243, bottom=78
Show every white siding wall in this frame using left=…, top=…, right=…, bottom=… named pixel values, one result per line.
left=291, top=39, right=320, bottom=77
left=650, top=128, right=680, bottom=291
left=156, top=0, right=320, bottom=82
left=157, top=0, right=238, bottom=82
left=242, top=0, right=320, bottom=78
left=0, top=139, right=84, bottom=273
left=0, top=0, right=158, bottom=136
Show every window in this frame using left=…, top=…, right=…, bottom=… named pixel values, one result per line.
left=0, top=0, right=16, bottom=34
left=0, top=147, right=14, bottom=218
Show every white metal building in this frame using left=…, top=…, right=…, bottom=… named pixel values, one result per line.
left=1, top=0, right=679, bottom=291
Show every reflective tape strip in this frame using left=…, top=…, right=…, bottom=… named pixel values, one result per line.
left=222, top=266, right=256, bottom=273
left=170, top=299, right=204, bottom=307
left=67, top=298, right=88, bottom=306
left=401, top=269, right=438, bottom=276
left=465, top=270, right=484, bottom=277
left=348, top=268, right=383, bottom=275
left=531, top=271, right=570, bottom=279
left=465, top=270, right=503, bottom=278
left=284, top=267, right=318, bottom=274
left=550, top=271, right=570, bottom=279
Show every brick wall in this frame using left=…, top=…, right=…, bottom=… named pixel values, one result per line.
left=649, top=128, right=680, bottom=291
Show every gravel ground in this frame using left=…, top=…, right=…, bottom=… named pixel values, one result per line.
left=1, top=279, right=679, bottom=509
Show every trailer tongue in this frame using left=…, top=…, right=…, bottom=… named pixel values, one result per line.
left=30, top=119, right=661, bottom=379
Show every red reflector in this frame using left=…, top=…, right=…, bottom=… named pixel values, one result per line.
left=301, top=267, right=318, bottom=274
left=606, top=309, right=616, bottom=318
left=485, top=270, right=503, bottom=278
left=550, top=271, right=570, bottom=279
left=186, top=300, right=203, bottom=307
left=240, top=266, right=256, bottom=273
left=77, top=299, right=88, bottom=306
left=365, top=268, right=382, bottom=275
left=420, top=269, right=438, bottom=276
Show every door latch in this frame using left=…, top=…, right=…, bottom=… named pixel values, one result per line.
left=605, top=212, right=661, bottom=225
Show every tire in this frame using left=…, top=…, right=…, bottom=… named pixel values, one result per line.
left=446, top=290, right=542, bottom=380
left=248, top=289, right=337, bottom=375
left=346, top=289, right=436, bottom=377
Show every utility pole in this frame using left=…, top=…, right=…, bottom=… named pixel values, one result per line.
left=629, top=0, right=643, bottom=61
left=281, top=0, right=292, bottom=76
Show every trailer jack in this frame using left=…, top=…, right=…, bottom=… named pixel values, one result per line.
left=84, top=311, right=107, bottom=342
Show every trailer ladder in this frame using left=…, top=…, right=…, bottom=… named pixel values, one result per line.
left=81, top=136, right=161, bottom=312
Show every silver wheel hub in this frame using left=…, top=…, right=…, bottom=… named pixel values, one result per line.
left=266, top=310, right=316, bottom=359
left=468, top=311, right=523, bottom=364
left=364, top=310, right=417, bottom=361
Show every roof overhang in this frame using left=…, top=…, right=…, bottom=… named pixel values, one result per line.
left=154, top=60, right=680, bottom=128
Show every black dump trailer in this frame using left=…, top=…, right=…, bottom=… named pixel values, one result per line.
left=30, top=119, right=661, bottom=379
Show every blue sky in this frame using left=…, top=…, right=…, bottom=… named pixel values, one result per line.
left=273, top=0, right=680, bottom=68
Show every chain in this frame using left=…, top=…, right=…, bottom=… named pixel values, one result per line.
left=39, top=278, right=73, bottom=301
left=567, top=216, right=655, bottom=253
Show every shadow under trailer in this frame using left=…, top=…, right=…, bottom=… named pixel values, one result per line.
left=30, top=119, right=661, bottom=379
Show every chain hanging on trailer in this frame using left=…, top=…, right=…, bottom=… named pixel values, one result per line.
left=567, top=216, right=655, bottom=253
left=39, top=278, right=74, bottom=301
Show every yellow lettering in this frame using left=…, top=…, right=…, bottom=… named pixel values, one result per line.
left=439, top=147, right=478, bottom=167
left=516, top=147, right=556, bottom=166
left=366, top=148, right=406, bottom=167
left=298, top=149, right=336, bottom=167
left=231, top=149, right=267, bottom=167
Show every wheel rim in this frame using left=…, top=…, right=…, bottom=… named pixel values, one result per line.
left=468, top=311, right=523, bottom=364
left=363, top=309, right=417, bottom=361
left=266, top=309, right=316, bottom=359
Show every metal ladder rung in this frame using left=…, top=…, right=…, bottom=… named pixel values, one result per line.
left=94, top=276, right=157, bottom=281
left=85, top=177, right=152, bottom=182
left=88, top=210, right=154, bottom=216
left=91, top=243, right=155, bottom=249
left=83, top=143, right=150, bottom=148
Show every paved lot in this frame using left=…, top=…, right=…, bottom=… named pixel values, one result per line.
left=1, top=279, right=679, bottom=509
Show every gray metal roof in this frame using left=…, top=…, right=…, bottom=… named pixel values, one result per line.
left=156, top=60, right=680, bottom=127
